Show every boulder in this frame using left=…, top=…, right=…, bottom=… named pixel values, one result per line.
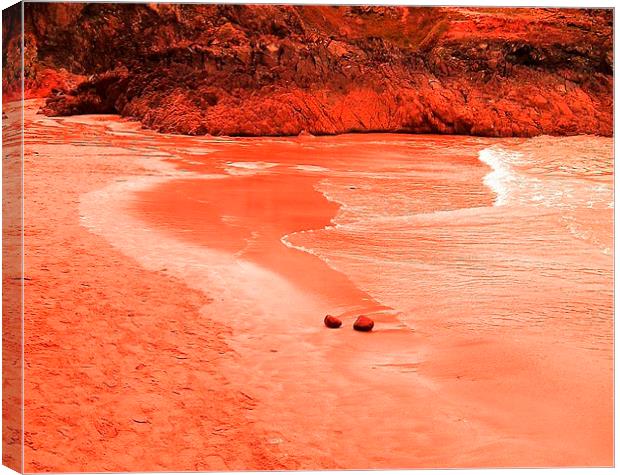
left=353, top=316, right=374, bottom=332
left=324, top=315, right=342, bottom=328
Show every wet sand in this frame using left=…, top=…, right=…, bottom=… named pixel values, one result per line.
left=21, top=100, right=613, bottom=470
left=135, top=174, right=386, bottom=317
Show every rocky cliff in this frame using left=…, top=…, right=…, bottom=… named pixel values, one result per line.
left=10, top=4, right=614, bottom=136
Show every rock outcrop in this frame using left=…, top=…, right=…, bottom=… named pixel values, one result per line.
left=8, top=4, right=613, bottom=136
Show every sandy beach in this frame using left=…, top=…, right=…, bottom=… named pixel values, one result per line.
left=20, top=99, right=613, bottom=471
left=21, top=102, right=286, bottom=471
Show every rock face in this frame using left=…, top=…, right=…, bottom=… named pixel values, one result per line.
left=324, top=315, right=343, bottom=329
left=353, top=316, right=374, bottom=332
left=7, top=4, right=613, bottom=136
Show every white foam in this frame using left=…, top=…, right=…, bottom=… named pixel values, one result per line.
left=293, top=164, right=330, bottom=173
left=478, top=147, right=518, bottom=207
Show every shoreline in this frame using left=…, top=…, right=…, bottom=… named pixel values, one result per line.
left=20, top=100, right=613, bottom=469
left=130, top=171, right=395, bottom=320
left=80, top=123, right=439, bottom=469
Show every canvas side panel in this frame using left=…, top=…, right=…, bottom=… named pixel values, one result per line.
left=2, top=1, right=24, bottom=473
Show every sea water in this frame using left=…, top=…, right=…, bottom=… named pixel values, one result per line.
left=283, top=135, right=613, bottom=354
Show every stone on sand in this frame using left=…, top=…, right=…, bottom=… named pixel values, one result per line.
left=324, top=315, right=342, bottom=328
left=353, top=316, right=374, bottom=332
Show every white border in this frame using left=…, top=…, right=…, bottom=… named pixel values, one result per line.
left=0, top=1, right=616, bottom=474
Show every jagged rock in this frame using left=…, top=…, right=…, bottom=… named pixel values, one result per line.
left=6, top=5, right=612, bottom=137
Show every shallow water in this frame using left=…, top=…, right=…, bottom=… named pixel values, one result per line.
left=284, top=135, right=613, bottom=354
left=143, top=130, right=613, bottom=359
left=127, top=131, right=614, bottom=466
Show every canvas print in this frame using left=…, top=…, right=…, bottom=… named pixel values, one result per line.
left=2, top=2, right=614, bottom=472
